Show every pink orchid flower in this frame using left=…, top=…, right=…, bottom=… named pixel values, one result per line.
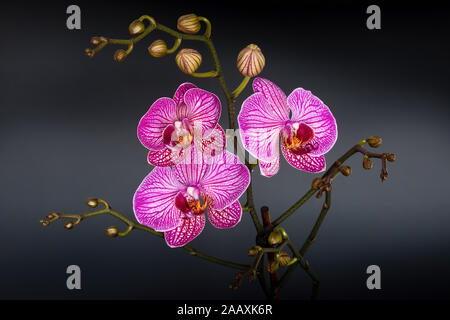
left=138, top=83, right=225, bottom=167
left=133, top=146, right=250, bottom=247
left=238, top=78, right=337, bottom=177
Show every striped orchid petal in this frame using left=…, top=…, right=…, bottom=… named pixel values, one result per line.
left=259, top=156, right=280, bottom=177
left=173, top=82, right=197, bottom=106
left=146, top=147, right=186, bottom=167
left=200, top=150, right=250, bottom=211
left=133, top=167, right=183, bottom=232
left=252, top=77, right=290, bottom=120
left=281, top=143, right=326, bottom=173
left=238, top=92, right=286, bottom=162
left=287, top=88, right=337, bottom=156
left=164, top=214, right=205, bottom=248
left=137, top=97, right=178, bottom=151
left=184, top=88, right=221, bottom=136
left=208, top=200, right=242, bottom=229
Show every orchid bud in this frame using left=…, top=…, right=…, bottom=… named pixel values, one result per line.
left=113, top=49, right=127, bottom=62
left=268, top=231, right=282, bottom=246
left=386, top=153, right=396, bottom=162
left=247, top=247, right=258, bottom=257
left=46, top=212, right=58, bottom=219
left=367, top=136, right=382, bottom=148
left=86, top=198, right=98, bottom=208
left=129, top=19, right=145, bottom=35
left=64, top=222, right=74, bottom=230
left=148, top=40, right=168, bottom=58
left=106, top=226, right=119, bottom=237
left=340, top=166, right=352, bottom=176
left=84, top=48, right=94, bottom=58
left=266, top=261, right=279, bottom=274
left=311, top=178, right=322, bottom=190
left=363, top=157, right=373, bottom=170
left=40, top=219, right=49, bottom=227
left=380, top=171, right=388, bottom=182
left=90, top=37, right=101, bottom=45
left=278, top=251, right=291, bottom=267
left=177, top=14, right=201, bottom=34
left=237, top=44, right=265, bottom=77
left=176, top=49, right=202, bottom=74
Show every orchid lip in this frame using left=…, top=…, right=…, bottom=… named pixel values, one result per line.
left=163, top=118, right=193, bottom=150
left=282, top=121, right=316, bottom=154
left=174, top=188, right=207, bottom=217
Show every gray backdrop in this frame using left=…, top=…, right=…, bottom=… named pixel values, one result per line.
left=1, top=1, right=449, bottom=299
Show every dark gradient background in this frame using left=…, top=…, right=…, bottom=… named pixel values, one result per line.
left=1, top=1, right=449, bottom=299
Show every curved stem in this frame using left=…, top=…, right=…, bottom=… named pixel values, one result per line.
left=41, top=199, right=249, bottom=271
left=299, top=191, right=331, bottom=256
left=272, top=138, right=393, bottom=228
left=231, top=76, right=250, bottom=100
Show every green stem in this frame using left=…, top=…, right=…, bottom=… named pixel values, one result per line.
left=299, top=191, right=331, bottom=256
left=271, top=140, right=370, bottom=228
left=231, top=76, right=250, bottom=100
left=42, top=201, right=249, bottom=271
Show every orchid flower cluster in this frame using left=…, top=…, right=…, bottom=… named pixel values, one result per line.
left=41, top=13, right=395, bottom=299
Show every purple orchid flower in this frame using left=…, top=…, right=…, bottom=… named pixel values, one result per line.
left=138, top=83, right=226, bottom=167
left=133, top=146, right=250, bottom=247
left=238, top=78, right=337, bottom=177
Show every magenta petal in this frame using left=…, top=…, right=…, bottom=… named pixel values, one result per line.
left=200, top=151, right=250, bottom=210
left=208, top=200, right=242, bottom=229
left=281, top=143, right=326, bottom=173
left=238, top=92, right=285, bottom=162
left=252, top=78, right=290, bottom=120
left=147, top=147, right=186, bottom=167
left=259, top=156, right=280, bottom=177
left=138, top=97, right=177, bottom=150
left=287, top=88, right=337, bottom=156
left=133, top=167, right=182, bottom=232
left=172, top=146, right=209, bottom=187
left=173, top=82, right=197, bottom=106
left=184, top=88, right=221, bottom=135
left=164, top=214, right=205, bottom=247
left=201, top=125, right=226, bottom=158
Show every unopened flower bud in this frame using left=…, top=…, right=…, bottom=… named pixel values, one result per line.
left=363, top=157, right=373, bottom=170
left=105, top=226, right=119, bottom=237
left=367, top=136, right=382, bottom=148
left=90, top=37, right=101, bottom=46
left=84, top=48, right=94, bottom=58
left=177, top=14, right=201, bottom=34
left=129, top=19, right=145, bottom=35
left=148, top=40, right=168, bottom=58
left=311, top=178, right=322, bottom=190
left=266, top=261, right=279, bottom=274
left=386, top=153, right=396, bottom=162
left=247, top=247, right=259, bottom=257
left=113, top=49, right=127, bottom=62
left=278, top=251, right=291, bottom=267
left=64, top=222, right=74, bottom=230
left=234, top=273, right=243, bottom=281
left=86, top=198, right=98, bottom=208
left=46, top=212, right=58, bottom=219
left=380, top=171, right=388, bottom=182
left=268, top=231, right=282, bottom=246
left=237, top=44, right=265, bottom=77
left=340, top=166, right=352, bottom=176
left=176, top=49, right=202, bottom=74
left=40, top=219, right=49, bottom=227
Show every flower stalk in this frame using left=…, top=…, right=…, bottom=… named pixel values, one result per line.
left=41, top=13, right=397, bottom=300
